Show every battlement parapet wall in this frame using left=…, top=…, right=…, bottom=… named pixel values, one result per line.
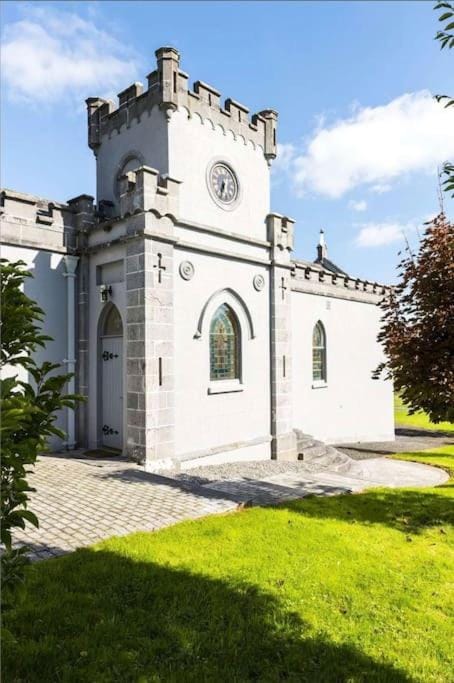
left=0, top=189, right=95, bottom=253
left=267, top=213, right=295, bottom=252
left=118, top=164, right=181, bottom=222
left=87, top=47, right=277, bottom=163
left=292, top=259, right=390, bottom=304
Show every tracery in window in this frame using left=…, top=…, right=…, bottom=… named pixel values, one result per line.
left=210, top=304, right=240, bottom=381
left=312, top=321, right=326, bottom=382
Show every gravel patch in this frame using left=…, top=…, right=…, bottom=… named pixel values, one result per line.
left=172, top=460, right=323, bottom=486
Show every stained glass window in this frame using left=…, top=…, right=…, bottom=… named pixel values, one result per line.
left=210, top=304, right=240, bottom=381
left=312, top=321, right=326, bottom=382
left=103, top=305, right=123, bottom=336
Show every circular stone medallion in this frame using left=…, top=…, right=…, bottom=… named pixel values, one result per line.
left=179, top=261, right=195, bottom=281
left=253, top=274, right=265, bottom=291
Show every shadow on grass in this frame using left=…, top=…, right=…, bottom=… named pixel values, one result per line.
left=282, top=480, right=453, bottom=534
left=395, top=426, right=454, bottom=440
left=3, top=548, right=413, bottom=682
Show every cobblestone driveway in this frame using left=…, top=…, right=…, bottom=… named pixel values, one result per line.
left=15, top=453, right=238, bottom=561
left=15, top=444, right=448, bottom=561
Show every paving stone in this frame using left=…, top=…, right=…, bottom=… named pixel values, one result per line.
left=12, top=446, right=448, bottom=563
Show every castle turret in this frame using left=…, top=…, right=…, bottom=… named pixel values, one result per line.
left=154, top=46, right=182, bottom=119
left=258, top=109, right=278, bottom=166
left=84, top=46, right=279, bottom=239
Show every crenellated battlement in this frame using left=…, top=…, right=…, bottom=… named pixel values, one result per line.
left=0, top=189, right=95, bottom=253
left=86, top=47, right=278, bottom=164
left=292, top=259, right=390, bottom=303
left=118, top=164, right=181, bottom=221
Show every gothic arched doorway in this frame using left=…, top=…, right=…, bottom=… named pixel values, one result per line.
left=99, top=304, right=123, bottom=450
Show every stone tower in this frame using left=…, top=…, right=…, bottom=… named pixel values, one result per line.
left=85, top=47, right=296, bottom=465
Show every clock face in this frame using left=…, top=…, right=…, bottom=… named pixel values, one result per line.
left=209, top=163, right=238, bottom=204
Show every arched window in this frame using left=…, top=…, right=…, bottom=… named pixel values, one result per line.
left=312, top=321, right=326, bottom=382
left=210, top=304, right=240, bottom=381
left=102, top=305, right=123, bottom=337
left=115, top=155, right=142, bottom=198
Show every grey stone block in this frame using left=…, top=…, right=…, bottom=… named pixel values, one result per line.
left=126, top=271, right=145, bottom=290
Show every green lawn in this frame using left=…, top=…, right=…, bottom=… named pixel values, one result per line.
left=3, top=448, right=454, bottom=682
left=394, top=395, right=454, bottom=432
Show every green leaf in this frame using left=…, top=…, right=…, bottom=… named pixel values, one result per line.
left=16, top=510, right=39, bottom=528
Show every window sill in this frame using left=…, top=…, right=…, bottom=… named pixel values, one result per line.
left=312, top=381, right=328, bottom=389
left=208, top=380, right=245, bottom=395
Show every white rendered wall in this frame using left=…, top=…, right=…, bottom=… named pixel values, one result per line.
left=96, top=107, right=168, bottom=205
left=169, top=109, right=270, bottom=240
left=291, top=291, right=394, bottom=443
left=0, top=245, right=68, bottom=449
left=174, top=247, right=271, bottom=460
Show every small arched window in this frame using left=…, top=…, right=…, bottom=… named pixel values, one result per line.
left=312, top=321, right=326, bottom=382
left=210, top=304, right=240, bottom=381
left=115, top=155, right=142, bottom=198
left=103, top=305, right=123, bottom=337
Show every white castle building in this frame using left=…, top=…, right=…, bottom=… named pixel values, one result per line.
left=0, top=47, right=394, bottom=469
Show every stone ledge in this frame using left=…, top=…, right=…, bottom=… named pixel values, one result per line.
left=292, top=261, right=390, bottom=304
left=175, top=435, right=271, bottom=465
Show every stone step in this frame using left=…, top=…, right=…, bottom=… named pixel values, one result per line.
left=298, top=444, right=329, bottom=460
left=293, top=428, right=365, bottom=476
left=297, top=438, right=320, bottom=450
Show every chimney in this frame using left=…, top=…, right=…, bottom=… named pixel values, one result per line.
left=317, top=229, right=327, bottom=261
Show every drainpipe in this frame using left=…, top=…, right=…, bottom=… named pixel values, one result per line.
left=63, top=255, right=79, bottom=449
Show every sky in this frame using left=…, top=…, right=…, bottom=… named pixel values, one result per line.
left=1, top=0, right=453, bottom=283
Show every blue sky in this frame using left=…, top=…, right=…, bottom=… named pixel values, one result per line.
left=1, top=0, right=453, bottom=282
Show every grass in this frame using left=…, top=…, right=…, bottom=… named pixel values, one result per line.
left=3, top=448, right=454, bottom=682
left=394, top=394, right=454, bottom=432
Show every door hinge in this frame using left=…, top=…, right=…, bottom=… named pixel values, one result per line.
left=102, top=351, right=119, bottom=361
left=102, top=424, right=119, bottom=435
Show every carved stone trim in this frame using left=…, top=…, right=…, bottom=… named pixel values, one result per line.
left=253, top=274, right=265, bottom=291
left=179, top=260, right=195, bottom=281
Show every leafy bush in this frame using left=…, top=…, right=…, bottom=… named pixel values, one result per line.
left=1, top=259, right=80, bottom=604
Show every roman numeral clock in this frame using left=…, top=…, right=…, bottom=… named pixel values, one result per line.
left=207, top=161, right=241, bottom=210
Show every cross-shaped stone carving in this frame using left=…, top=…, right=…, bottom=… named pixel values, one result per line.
left=280, top=276, right=288, bottom=300
left=153, top=253, right=166, bottom=283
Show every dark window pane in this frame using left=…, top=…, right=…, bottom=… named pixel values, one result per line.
left=103, top=306, right=123, bottom=336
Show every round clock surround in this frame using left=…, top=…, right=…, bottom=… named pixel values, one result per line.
left=206, top=159, right=241, bottom=210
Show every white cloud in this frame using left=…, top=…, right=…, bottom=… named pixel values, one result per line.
left=278, top=91, right=454, bottom=198
left=273, top=143, right=296, bottom=174
left=348, top=199, right=367, bottom=212
left=370, top=183, right=392, bottom=195
left=355, top=221, right=416, bottom=248
left=0, top=6, right=140, bottom=103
